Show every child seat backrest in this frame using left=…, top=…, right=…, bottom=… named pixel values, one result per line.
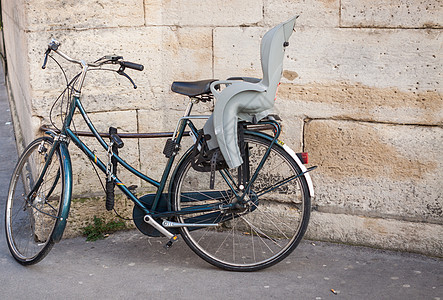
left=203, top=16, right=298, bottom=169
left=260, top=16, right=298, bottom=99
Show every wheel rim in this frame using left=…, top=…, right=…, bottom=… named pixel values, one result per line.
left=175, top=135, right=309, bottom=269
left=5, top=139, right=62, bottom=262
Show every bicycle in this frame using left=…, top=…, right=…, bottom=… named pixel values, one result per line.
left=5, top=19, right=316, bottom=272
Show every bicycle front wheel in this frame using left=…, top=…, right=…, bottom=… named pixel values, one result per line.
left=172, top=133, right=311, bottom=271
left=5, top=137, right=64, bottom=265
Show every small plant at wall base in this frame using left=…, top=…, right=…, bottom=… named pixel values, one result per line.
left=82, top=216, right=126, bottom=241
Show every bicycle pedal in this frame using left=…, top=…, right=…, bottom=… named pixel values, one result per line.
left=163, top=138, right=180, bottom=158
left=164, top=235, right=179, bottom=249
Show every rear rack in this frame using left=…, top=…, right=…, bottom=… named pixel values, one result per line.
left=40, top=124, right=275, bottom=138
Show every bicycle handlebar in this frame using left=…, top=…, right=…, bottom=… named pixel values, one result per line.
left=42, top=39, right=144, bottom=71
left=42, top=39, right=144, bottom=89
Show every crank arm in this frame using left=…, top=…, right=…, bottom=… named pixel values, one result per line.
left=162, top=220, right=220, bottom=228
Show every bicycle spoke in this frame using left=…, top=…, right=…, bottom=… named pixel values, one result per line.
left=239, top=215, right=280, bottom=250
left=6, top=138, right=63, bottom=264
left=174, top=133, right=310, bottom=271
left=248, top=201, right=296, bottom=238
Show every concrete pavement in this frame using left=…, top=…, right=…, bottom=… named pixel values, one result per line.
left=0, top=66, right=441, bottom=299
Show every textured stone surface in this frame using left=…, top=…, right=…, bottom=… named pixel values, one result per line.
left=306, top=211, right=443, bottom=257
left=64, top=194, right=134, bottom=238
left=278, top=83, right=443, bottom=125
left=137, top=109, right=178, bottom=188
left=305, top=119, right=443, bottom=223
left=2, top=2, right=36, bottom=146
left=137, top=107, right=208, bottom=189
left=341, top=0, right=443, bottom=28
left=213, top=27, right=263, bottom=80
left=25, top=0, right=145, bottom=31
left=264, top=0, right=340, bottom=27
left=287, top=28, right=441, bottom=92
left=145, top=0, right=263, bottom=26
left=214, top=26, right=442, bottom=92
left=27, top=26, right=213, bottom=121
left=273, top=109, right=304, bottom=151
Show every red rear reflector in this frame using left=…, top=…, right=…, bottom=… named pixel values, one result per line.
left=296, top=152, right=308, bottom=164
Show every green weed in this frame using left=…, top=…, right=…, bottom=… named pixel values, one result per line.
left=82, top=216, right=126, bottom=241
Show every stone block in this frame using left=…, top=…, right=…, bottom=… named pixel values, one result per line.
left=1, top=0, right=27, bottom=30
left=306, top=212, right=443, bottom=257
left=264, top=0, right=340, bottom=27
left=2, top=11, right=37, bottom=144
left=145, top=0, right=263, bottom=26
left=341, top=0, right=442, bottom=28
left=27, top=26, right=213, bottom=115
left=213, top=27, right=263, bottom=80
left=284, top=28, right=442, bottom=92
left=25, top=0, right=144, bottom=31
left=277, top=83, right=443, bottom=126
left=274, top=109, right=304, bottom=152
left=304, top=119, right=443, bottom=224
left=137, top=109, right=177, bottom=188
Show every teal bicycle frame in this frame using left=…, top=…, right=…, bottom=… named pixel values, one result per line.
left=42, top=93, right=283, bottom=242
left=32, top=49, right=288, bottom=243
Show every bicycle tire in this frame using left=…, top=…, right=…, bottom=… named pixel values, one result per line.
left=5, top=137, right=65, bottom=265
left=172, top=133, right=311, bottom=271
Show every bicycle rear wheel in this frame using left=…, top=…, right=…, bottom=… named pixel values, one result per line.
left=172, top=133, right=310, bottom=271
left=5, top=137, right=64, bottom=265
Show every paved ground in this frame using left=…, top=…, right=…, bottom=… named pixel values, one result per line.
left=0, top=66, right=441, bottom=299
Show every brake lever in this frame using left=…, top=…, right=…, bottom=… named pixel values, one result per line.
left=117, top=67, right=137, bottom=89
left=42, top=39, right=61, bottom=69
left=42, top=48, right=51, bottom=69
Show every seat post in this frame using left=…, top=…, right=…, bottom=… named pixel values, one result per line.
left=183, top=97, right=196, bottom=117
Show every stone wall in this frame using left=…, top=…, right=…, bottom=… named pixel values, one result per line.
left=1, top=0, right=442, bottom=255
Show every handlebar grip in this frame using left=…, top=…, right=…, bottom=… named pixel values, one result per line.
left=105, top=179, right=115, bottom=211
left=120, top=61, right=144, bottom=71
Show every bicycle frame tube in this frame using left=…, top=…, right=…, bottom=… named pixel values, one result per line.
left=60, top=93, right=199, bottom=215
left=48, top=89, right=308, bottom=228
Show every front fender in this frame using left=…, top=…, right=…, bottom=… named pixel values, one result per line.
left=52, top=142, right=72, bottom=243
